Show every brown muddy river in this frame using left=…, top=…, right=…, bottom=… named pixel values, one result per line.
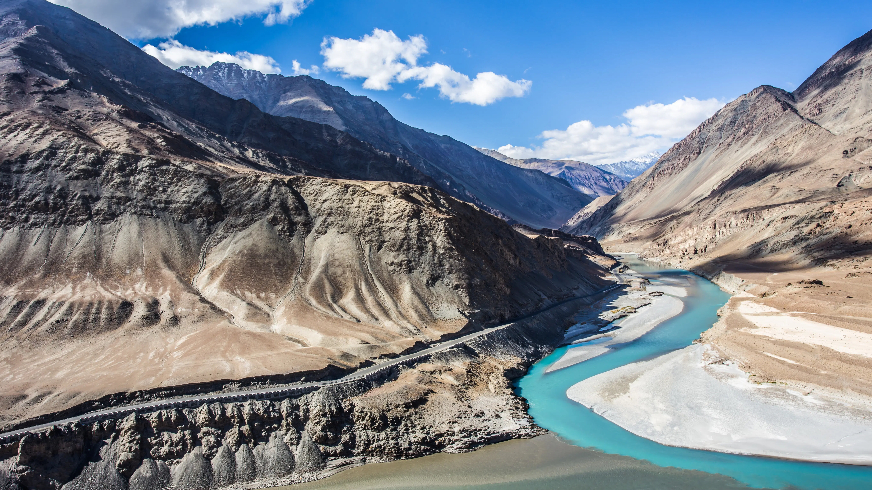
left=279, top=434, right=751, bottom=490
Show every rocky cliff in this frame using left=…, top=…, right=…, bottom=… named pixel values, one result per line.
left=0, top=295, right=600, bottom=490
left=177, top=63, right=592, bottom=229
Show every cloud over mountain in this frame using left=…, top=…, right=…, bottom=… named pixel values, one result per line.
left=624, top=97, right=725, bottom=138
left=499, top=97, right=724, bottom=165
left=49, top=0, right=310, bottom=39
left=321, top=29, right=531, bottom=105
left=291, top=60, right=320, bottom=76
left=143, top=40, right=282, bottom=73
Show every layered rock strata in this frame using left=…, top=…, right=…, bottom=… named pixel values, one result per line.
left=0, top=162, right=609, bottom=428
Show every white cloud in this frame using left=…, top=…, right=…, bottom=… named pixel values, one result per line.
left=498, top=123, right=664, bottom=166
left=142, top=40, right=281, bottom=74
left=402, top=93, right=416, bottom=100
left=291, top=60, right=320, bottom=76
left=624, top=97, right=725, bottom=139
left=321, top=29, right=427, bottom=90
left=49, top=0, right=310, bottom=39
left=399, top=64, right=531, bottom=106
left=321, top=29, right=530, bottom=106
left=499, top=97, right=724, bottom=165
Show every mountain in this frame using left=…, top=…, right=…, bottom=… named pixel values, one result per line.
left=570, top=29, right=872, bottom=402
left=594, top=152, right=660, bottom=180
left=178, top=62, right=592, bottom=228
left=561, top=195, right=615, bottom=232
left=473, top=147, right=627, bottom=197
left=0, top=0, right=613, bottom=434
left=0, top=3, right=441, bottom=188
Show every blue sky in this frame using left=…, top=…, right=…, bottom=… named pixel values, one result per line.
left=52, top=0, right=872, bottom=164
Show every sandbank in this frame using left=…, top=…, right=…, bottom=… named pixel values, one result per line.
left=547, top=295, right=684, bottom=372
left=739, top=302, right=872, bottom=358
left=567, top=344, right=872, bottom=464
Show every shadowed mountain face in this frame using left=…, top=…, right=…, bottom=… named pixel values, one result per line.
left=474, top=147, right=627, bottom=198
left=0, top=0, right=611, bottom=427
left=569, top=28, right=872, bottom=270
left=178, top=63, right=592, bottom=229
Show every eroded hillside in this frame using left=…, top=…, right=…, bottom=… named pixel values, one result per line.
left=0, top=0, right=613, bottom=431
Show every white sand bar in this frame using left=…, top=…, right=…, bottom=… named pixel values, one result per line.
left=645, top=285, right=688, bottom=297
left=568, top=344, right=872, bottom=464
left=546, top=296, right=683, bottom=373
left=741, top=310, right=872, bottom=358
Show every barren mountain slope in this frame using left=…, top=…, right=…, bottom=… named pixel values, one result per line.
left=0, top=0, right=435, bottom=187
left=572, top=29, right=872, bottom=398
left=178, top=63, right=592, bottom=228
left=474, top=147, right=627, bottom=197
left=0, top=0, right=612, bottom=428
left=562, top=195, right=615, bottom=232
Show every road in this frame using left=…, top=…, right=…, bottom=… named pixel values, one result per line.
left=0, top=284, right=620, bottom=443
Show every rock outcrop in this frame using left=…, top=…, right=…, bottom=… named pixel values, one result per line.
left=0, top=297, right=597, bottom=489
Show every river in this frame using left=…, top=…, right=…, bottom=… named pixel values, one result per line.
left=284, top=258, right=872, bottom=489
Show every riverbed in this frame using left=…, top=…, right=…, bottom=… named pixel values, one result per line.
left=280, top=258, right=872, bottom=489
left=517, top=257, right=872, bottom=490
left=287, top=434, right=751, bottom=489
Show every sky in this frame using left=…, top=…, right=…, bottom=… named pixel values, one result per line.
left=50, top=0, right=872, bottom=165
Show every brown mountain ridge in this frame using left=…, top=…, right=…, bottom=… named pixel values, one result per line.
left=572, top=28, right=872, bottom=400
left=0, top=0, right=612, bottom=430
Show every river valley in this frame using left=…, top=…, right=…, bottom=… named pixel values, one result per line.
left=281, top=257, right=872, bottom=490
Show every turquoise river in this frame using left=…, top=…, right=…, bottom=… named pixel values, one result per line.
left=289, top=258, right=872, bottom=490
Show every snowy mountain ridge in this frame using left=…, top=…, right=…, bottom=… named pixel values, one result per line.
left=474, top=147, right=628, bottom=197
left=594, top=152, right=660, bottom=180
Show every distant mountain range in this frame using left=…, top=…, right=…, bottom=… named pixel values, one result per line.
left=178, top=62, right=591, bottom=228
left=595, top=153, right=660, bottom=180
left=474, top=147, right=628, bottom=197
